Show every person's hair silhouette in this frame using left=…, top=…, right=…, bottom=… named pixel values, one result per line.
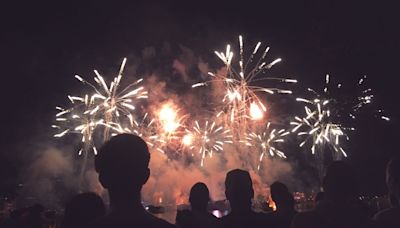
left=91, top=134, right=175, bottom=227
left=268, top=181, right=297, bottom=228
left=189, top=182, right=210, bottom=212
left=270, top=181, right=292, bottom=210
left=95, top=134, right=150, bottom=200
left=225, top=169, right=254, bottom=212
left=176, top=182, right=216, bottom=228
left=62, top=192, right=105, bottom=228
left=210, top=169, right=270, bottom=228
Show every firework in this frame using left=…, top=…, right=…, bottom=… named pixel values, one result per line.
left=193, top=35, right=296, bottom=133
left=74, top=58, right=148, bottom=140
left=182, top=120, right=233, bottom=166
left=291, top=74, right=353, bottom=159
left=241, top=122, right=289, bottom=170
left=291, top=98, right=349, bottom=159
left=122, top=113, right=167, bottom=154
left=353, top=75, right=390, bottom=121
left=292, top=74, right=389, bottom=160
left=155, top=102, right=187, bottom=140
left=54, top=58, right=148, bottom=156
left=53, top=94, right=100, bottom=155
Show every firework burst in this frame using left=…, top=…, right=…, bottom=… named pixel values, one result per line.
left=182, top=120, right=233, bottom=166
left=291, top=98, right=350, bottom=159
left=193, top=35, right=296, bottom=134
left=122, top=113, right=167, bottom=154
left=353, top=75, right=390, bottom=121
left=291, top=74, right=358, bottom=159
left=53, top=94, right=101, bottom=155
left=241, top=122, right=289, bottom=170
left=74, top=58, right=148, bottom=140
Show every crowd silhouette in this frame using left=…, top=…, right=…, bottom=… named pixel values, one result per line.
left=0, top=133, right=399, bottom=228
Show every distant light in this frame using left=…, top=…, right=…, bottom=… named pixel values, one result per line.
left=212, top=210, right=222, bottom=218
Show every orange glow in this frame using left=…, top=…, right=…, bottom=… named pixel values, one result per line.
left=250, top=102, right=264, bottom=120
left=182, top=134, right=193, bottom=146
left=269, top=198, right=277, bottom=211
left=158, top=103, right=180, bottom=133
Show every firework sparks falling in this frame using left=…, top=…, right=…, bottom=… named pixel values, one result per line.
left=291, top=74, right=350, bottom=159
left=354, top=75, right=390, bottom=121
left=53, top=95, right=101, bottom=155
left=74, top=58, right=148, bottom=139
left=193, top=35, right=296, bottom=133
left=182, top=120, right=233, bottom=166
left=101, top=112, right=165, bottom=154
left=241, top=122, right=289, bottom=170
left=291, top=74, right=389, bottom=159
left=291, top=98, right=350, bottom=159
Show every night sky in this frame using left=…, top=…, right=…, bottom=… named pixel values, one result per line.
left=2, top=1, right=399, bottom=196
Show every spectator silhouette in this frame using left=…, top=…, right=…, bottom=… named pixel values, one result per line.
left=291, top=161, right=376, bottom=228
left=88, top=134, right=175, bottom=228
left=211, top=169, right=271, bottom=228
left=266, top=181, right=297, bottom=228
left=175, top=182, right=217, bottom=228
left=62, top=192, right=105, bottom=228
left=374, top=156, right=400, bottom=228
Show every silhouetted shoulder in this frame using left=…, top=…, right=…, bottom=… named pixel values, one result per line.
left=87, top=211, right=176, bottom=228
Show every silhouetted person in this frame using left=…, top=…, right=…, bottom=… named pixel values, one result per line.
left=88, top=134, right=175, bottom=228
left=62, top=192, right=106, bottom=228
left=211, top=169, right=271, bottom=228
left=292, top=161, right=376, bottom=228
left=266, top=181, right=297, bottom=228
left=374, top=156, right=400, bottom=228
left=175, top=182, right=217, bottom=228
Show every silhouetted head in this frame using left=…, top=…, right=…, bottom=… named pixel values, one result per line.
left=270, top=181, right=294, bottom=209
left=225, top=169, right=254, bottom=210
left=95, top=134, right=150, bottom=196
left=386, top=156, right=400, bottom=206
left=62, top=192, right=105, bottom=228
left=270, top=181, right=289, bottom=204
left=189, top=182, right=210, bottom=212
left=322, top=161, right=357, bottom=202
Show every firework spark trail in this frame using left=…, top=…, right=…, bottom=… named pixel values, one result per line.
left=192, top=35, right=296, bottom=135
left=115, top=112, right=168, bottom=154
left=290, top=98, right=350, bottom=159
left=241, top=122, right=289, bottom=170
left=53, top=94, right=101, bottom=155
left=182, top=120, right=233, bottom=166
left=54, top=58, right=149, bottom=155
left=353, top=75, right=390, bottom=121
left=74, top=58, right=148, bottom=140
left=291, top=74, right=367, bottom=159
